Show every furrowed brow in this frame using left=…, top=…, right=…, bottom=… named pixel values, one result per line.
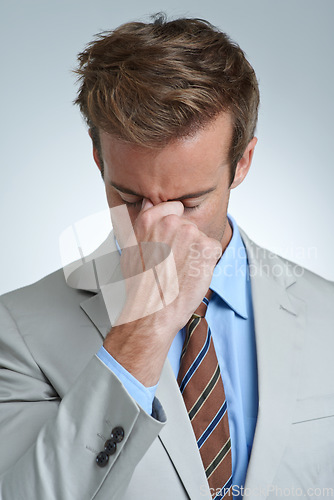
left=110, top=181, right=216, bottom=200
left=109, top=182, right=141, bottom=197
left=171, top=187, right=216, bottom=201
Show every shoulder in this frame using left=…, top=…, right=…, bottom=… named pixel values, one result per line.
left=238, top=225, right=334, bottom=311
left=0, top=269, right=95, bottom=364
left=0, top=268, right=92, bottom=320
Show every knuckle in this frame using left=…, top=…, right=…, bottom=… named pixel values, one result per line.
left=182, top=223, right=197, bottom=238
left=161, top=214, right=180, bottom=230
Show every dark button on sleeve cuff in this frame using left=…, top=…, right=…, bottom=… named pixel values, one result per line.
left=104, top=439, right=117, bottom=455
left=95, top=426, right=125, bottom=467
left=96, top=451, right=109, bottom=468
left=111, top=426, right=124, bottom=443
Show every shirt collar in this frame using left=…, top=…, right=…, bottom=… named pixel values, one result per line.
left=209, top=214, right=249, bottom=319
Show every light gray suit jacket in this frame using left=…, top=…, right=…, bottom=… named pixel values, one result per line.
left=0, top=228, right=333, bottom=499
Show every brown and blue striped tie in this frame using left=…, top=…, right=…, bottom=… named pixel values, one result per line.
left=178, top=290, right=232, bottom=499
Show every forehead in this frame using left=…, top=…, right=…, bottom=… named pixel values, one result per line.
left=100, top=112, right=233, bottom=196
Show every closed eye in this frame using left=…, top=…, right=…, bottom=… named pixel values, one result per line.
left=124, top=199, right=200, bottom=211
left=183, top=205, right=200, bottom=211
left=124, top=199, right=143, bottom=208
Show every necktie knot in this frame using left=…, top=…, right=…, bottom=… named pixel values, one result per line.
left=193, top=289, right=213, bottom=318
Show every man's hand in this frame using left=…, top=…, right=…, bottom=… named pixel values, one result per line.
left=103, top=199, right=222, bottom=386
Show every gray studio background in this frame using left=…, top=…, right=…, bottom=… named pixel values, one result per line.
left=1, top=0, right=333, bottom=294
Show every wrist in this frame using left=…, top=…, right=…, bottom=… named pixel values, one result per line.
left=103, top=319, right=172, bottom=386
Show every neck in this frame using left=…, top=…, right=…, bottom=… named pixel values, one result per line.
left=221, top=217, right=233, bottom=255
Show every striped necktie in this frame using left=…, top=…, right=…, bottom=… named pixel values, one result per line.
left=177, top=290, right=232, bottom=499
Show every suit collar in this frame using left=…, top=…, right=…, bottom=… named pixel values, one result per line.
left=80, top=292, right=112, bottom=339
left=65, top=231, right=126, bottom=336
left=64, top=232, right=120, bottom=293
left=239, top=227, right=298, bottom=289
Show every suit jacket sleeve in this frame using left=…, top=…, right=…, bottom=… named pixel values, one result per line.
left=0, top=299, right=166, bottom=500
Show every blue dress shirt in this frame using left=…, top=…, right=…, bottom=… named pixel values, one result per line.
left=97, top=214, right=258, bottom=492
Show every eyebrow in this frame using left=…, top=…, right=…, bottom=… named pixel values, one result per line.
left=109, top=181, right=216, bottom=201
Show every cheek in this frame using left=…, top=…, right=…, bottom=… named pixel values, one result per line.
left=183, top=207, right=215, bottom=234
left=105, top=187, right=124, bottom=209
left=106, top=193, right=140, bottom=230
left=105, top=186, right=114, bottom=207
left=191, top=194, right=229, bottom=238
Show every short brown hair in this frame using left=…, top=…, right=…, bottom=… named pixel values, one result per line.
left=74, top=14, right=259, bottom=182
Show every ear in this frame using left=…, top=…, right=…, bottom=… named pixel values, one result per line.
left=230, top=137, right=257, bottom=189
left=88, top=129, right=102, bottom=172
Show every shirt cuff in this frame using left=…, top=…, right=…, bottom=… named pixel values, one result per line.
left=96, top=346, right=158, bottom=415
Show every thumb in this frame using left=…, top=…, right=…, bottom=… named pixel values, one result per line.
left=141, top=198, right=154, bottom=211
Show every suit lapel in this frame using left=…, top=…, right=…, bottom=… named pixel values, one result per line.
left=239, top=229, right=306, bottom=496
left=80, top=292, right=112, bottom=339
left=157, top=361, right=212, bottom=499
left=66, top=230, right=125, bottom=339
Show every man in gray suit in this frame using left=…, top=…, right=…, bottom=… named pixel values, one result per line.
left=0, top=15, right=334, bottom=500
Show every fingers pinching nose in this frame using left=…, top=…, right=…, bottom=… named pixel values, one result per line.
left=141, top=198, right=154, bottom=211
